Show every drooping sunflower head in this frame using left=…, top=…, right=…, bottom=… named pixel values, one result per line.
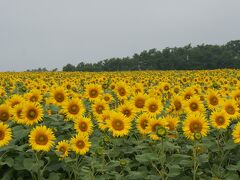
left=164, top=115, right=179, bottom=131
left=0, top=122, right=12, bottom=147
left=96, top=110, right=111, bottom=131
left=74, top=117, right=93, bottom=136
left=107, top=112, right=131, bottom=137
left=29, top=125, right=56, bottom=152
left=22, top=102, right=43, bottom=126
left=56, top=140, right=70, bottom=159
left=183, top=113, right=209, bottom=140
left=70, top=134, right=91, bottom=155
left=210, top=110, right=230, bottom=129
left=0, top=104, right=11, bottom=122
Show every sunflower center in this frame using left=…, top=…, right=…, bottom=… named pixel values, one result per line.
left=30, top=96, right=37, bottom=102
left=118, top=88, right=126, bottom=96
left=17, top=110, right=22, bottom=119
left=112, top=119, right=124, bottom=131
left=104, top=96, right=110, bottom=101
left=90, top=89, right=98, bottom=98
left=28, top=109, right=37, bottom=120
left=226, top=105, right=235, bottom=115
left=76, top=140, right=85, bottom=149
left=174, top=88, right=179, bottom=94
left=59, top=146, right=66, bottom=153
left=69, top=104, right=80, bottom=114
left=12, top=101, right=20, bottom=107
left=174, top=101, right=182, bottom=111
left=216, top=116, right=225, bottom=125
left=123, top=109, right=131, bottom=117
left=164, top=86, right=169, bottom=91
left=190, top=102, right=198, bottom=111
left=149, top=104, right=158, bottom=112
left=0, top=130, right=5, bottom=140
left=36, top=134, right=48, bottom=145
left=0, top=111, right=9, bottom=122
left=79, top=122, right=88, bottom=132
left=189, top=121, right=202, bottom=133
left=135, top=98, right=145, bottom=108
left=210, top=96, right=218, bottom=106
left=185, top=94, right=191, bottom=100
left=140, top=119, right=148, bottom=129
left=152, top=124, right=160, bottom=132
left=55, top=93, right=64, bottom=102
left=96, top=105, right=104, bottom=114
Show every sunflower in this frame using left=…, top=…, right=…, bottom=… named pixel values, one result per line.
left=210, top=110, right=230, bottom=129
left=96, top=110, right=111, bottom=131
left=183, top=113, right=209, bottom=140
left=22, top=102, right=43, bottom=126
left=114, top=82, right=130, bottom=100
left=147, top=118, right=167, bottom=140
left=29, top=125, right=56, bottom=151
left=107, top=112, right=131, bottom=137
left=206, top=90, right=222, bottom=110
left=74, top=117, right=93, bottom=136
left=50, top=86, right=67, bottom=106
left=70, top=134, right=91, bottom=155
left=11, top=103, right=25, bottom=124
left=136, top=114, right=151, bottom=135
left=62, top=98, right=84, bottom=120
left=101, top=93, right=113, bottom=103
left=56, top=140, right=70, bottom=159
left=164, top=115, right=179, bottom=131
left=182, top=87, right=195, bottom=100
left=222, top=100, right=239, bottom=119
left=6, top=94, right=24, bottom=109
left=85, top=84, right=102, bottom=100
left=131, top=93, right=147, bottom=110
left=0, top=104, right=11, bottom=122
left=145, top=98, right=162, bottom=116
left=0, top=122, right=12, bottom=147
left=232, top=122, right=240, bottom=144
left=25, top=89, right=43, bottom=103
left=183, top=95, right=205, bottom=114
left=92, top=99, right=109, bottom=117
left=168, top=95, right=184, bottom=115
left=118, top=103, right=136, bottom=120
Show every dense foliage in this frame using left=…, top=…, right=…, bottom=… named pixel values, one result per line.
left=0, top=70, right=240, bottom=180
left=62, top=40, right=240, bottom=72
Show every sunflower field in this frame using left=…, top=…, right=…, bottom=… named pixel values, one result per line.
left=0, top=70, right=240, bottom=180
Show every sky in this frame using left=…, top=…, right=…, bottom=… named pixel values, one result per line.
left=0, top=0, right=240, bottom=72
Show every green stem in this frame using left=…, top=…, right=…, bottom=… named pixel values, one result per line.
left=192, top=143, right=199, bottom=180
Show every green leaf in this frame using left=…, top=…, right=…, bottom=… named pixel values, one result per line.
left=23, top=158, right=35, bottom=170
left=167, top=164, right=181, bottom=177
left=135, top=153, right=158, bottom=163
left=48, top=173, right=60, bottom=180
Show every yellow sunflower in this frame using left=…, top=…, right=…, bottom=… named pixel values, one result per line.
left=22, top=102, right=43, bottom=126
left=85, top=84, right=102, bottom=100
left=6, top=94, right=24, bottom=109
left=0, top=122, right=12, bottom=147
left=0, top=104, right=11, bottom=122
left=136, top=114, right=151, bottom=135
left=114, top=82, right=130, bottom=100
left=29, top=125, right=56, bottom=152
left=70, top=134, right=91, bottom=155
left=222, top=100, right=240, bottom=119
left=183, top=113, right=209, bottom=140
left=11, top=103, right=25, bottom=124
left=56, top=140, right=70, bottom=159
left=183, top=95, right=205, bottom=114
left=145, top=98, right=162, bottom=117
left=25, top=89, right=43, bottom=103
left=118, top=103, right=136, bottom=120
left=107, top=112, right=131, bottom=137
left=168, top=95, right=184, bottom=115
left=131, top=93, right=147, bottom=110
left=92, top=99, right=109, bottom=117
left=232, top=122, right=240, bottom=144
left=61, top=98, right=85, bottom=120
left=96, top=110, right=111, bottom=131
left=210, top=110, right=230, bottom=129
left=164, top=115, right=179, bottom=131
left=147, top=118, right=167, bottom=140
left=74, top=117, right=93, bottom=136
left=50, top=86, right=67, bottom=106
left=206, top=90, right=222, bottom=110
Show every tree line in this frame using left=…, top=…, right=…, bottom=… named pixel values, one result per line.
left=61, top=40, right=239, bottom=71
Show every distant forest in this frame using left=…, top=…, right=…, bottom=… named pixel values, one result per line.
left=28, top=40, right=240, bottom=72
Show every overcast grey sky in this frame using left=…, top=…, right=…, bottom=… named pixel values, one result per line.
left=0, top=0, right=240, bottom=71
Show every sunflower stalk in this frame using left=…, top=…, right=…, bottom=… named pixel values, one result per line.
left=192, top=141, right=199, bottom=180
